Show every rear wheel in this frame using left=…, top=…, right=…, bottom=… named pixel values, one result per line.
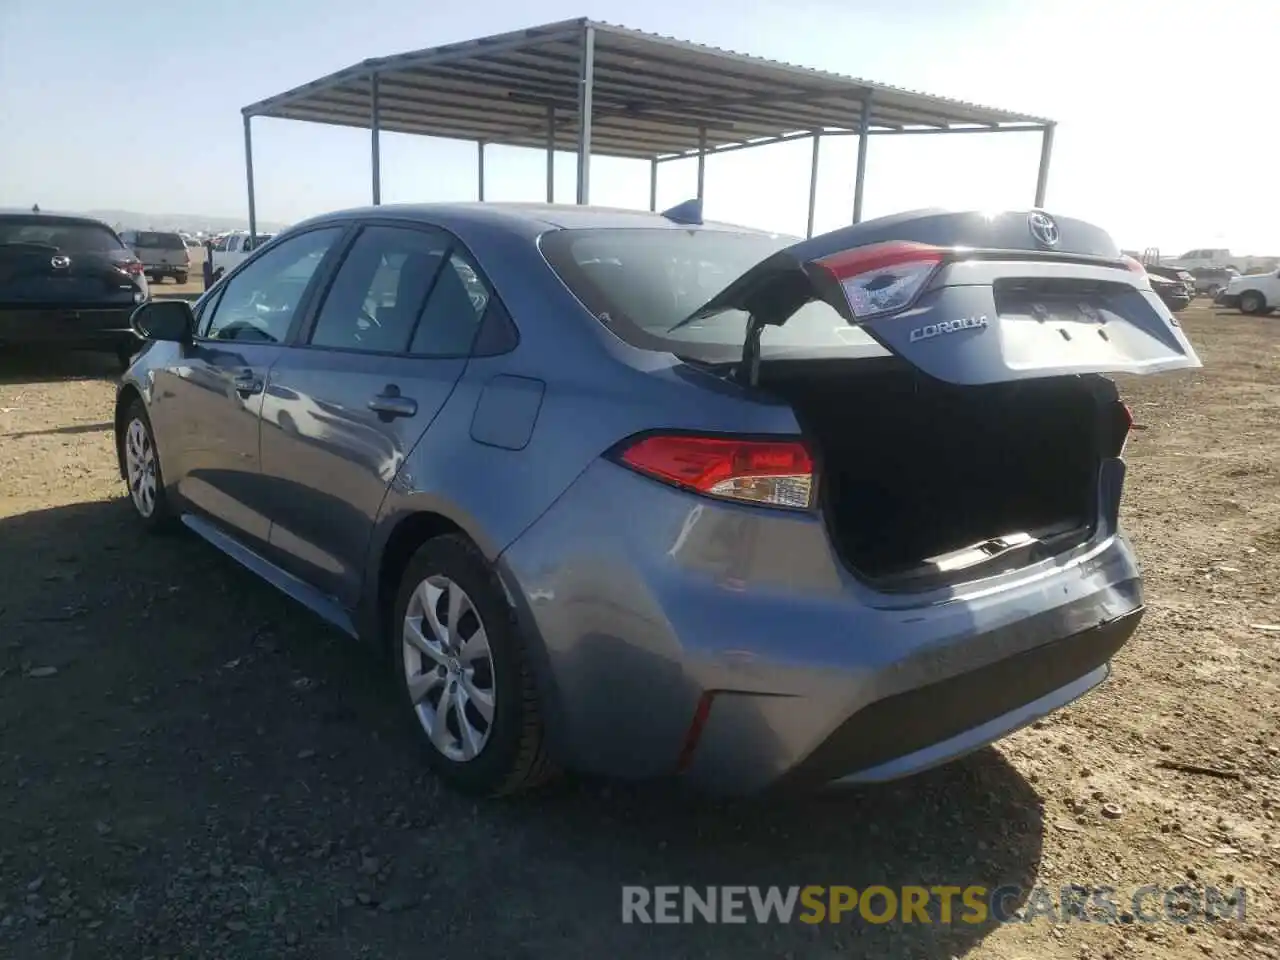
left=121, top=400, right=174, bottom=530
left=1239, top=290, right=1266, bottom=315
left=391, top=534, right=556, bottom=796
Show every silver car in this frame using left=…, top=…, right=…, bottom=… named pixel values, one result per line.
left=116, top=204, right=1201, bottom=797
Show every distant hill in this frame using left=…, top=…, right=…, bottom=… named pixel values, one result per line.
left=84, top=209, right=290, bottom=235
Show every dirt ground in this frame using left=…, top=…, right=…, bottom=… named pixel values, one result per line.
left=1, top=303, right=1277, bottom=960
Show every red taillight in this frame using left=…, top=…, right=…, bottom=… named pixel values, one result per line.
left=616, top=434, right=814, bottom=509
left=816, top=241, right=946, bottom=281
left=814, top=241, right=946, bottom=320
left=1109, top=401, right=1134, bottom=456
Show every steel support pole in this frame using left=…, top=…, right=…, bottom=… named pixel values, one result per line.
left=477, top=141, right=486, bottom=202
left=649, top=158, right=658, bottom=211
left=576, top=24, right=595, bottom=205
left=852, top=96, right=873, bottom=224
left=806, top=131, right=821, bottom=238
left=370, top=72, right=382, bottom=205
left=1034, top=122, right=1056, bottom=208
left=243, top=114, right=257, bottom=243
left=695, top=126, right=707, bottom=202
left=545, top=105, right=555, bottom=203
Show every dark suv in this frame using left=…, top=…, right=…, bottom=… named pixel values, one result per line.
left=0, top=210, right=148, bottom=365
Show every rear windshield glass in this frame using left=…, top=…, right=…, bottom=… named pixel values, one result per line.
left=0, top=217, right=125, bottom=254
left=540, top=227, right=882, bottom=362
left=135, top=231, right=186, bottom=250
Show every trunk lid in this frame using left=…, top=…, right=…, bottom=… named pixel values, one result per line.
left=680, top=209, right=1202, bottom=386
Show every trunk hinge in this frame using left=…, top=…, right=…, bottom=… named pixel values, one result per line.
left=736, top=314, right=766, bottom=387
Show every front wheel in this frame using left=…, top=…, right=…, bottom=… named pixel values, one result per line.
left=121, top=400, right=174, bottom=530
left=391, top=535, right=557, bottom=796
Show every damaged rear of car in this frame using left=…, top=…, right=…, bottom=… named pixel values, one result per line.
left=502, top=207, right=1199, bottom=794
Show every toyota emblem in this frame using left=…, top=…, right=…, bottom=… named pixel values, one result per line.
left=1028, top=211, right=1060, bottom=247
left=50, top=255, right=71, bottom=269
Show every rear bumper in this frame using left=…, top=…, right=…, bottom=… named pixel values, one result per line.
left=0, top=306, right=136, bottom=347
left=785, top=606, right=1138, bottom=788
left=498, top=458, right=1145, bottom=795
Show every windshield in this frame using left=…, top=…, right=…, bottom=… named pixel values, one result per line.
left=0, top=217, right=125, bottom=254
left=540, top=227, right=882, bottom=362
left=135, top=231, right=186, bottom=250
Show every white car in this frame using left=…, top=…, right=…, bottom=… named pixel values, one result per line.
left=1220, top=267, right=1280, bottom=315
left=208, top=232, right=274, bottom=276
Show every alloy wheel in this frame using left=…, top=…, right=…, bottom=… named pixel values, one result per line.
left=124, top=418, right=158, bottom=518
left=402, top=575, right=496, bottom=762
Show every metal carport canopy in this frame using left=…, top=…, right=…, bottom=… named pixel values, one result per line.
left=240, top=17, right=1056, bottom=240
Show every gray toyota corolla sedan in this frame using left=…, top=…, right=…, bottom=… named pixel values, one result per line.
left=115, top=202, right=1200, bottom=797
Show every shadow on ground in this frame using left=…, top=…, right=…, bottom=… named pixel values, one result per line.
left=0, top=346, right=122, bottom=386
left=0, top=498, right=1046, bottom=960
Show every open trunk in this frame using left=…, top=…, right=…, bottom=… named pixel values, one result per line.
left=660, top=211, right=1202, bottom=587
left=761, top=359, right=1125, bottom=589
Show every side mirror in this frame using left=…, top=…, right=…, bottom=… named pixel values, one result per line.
left=131, top=299, right=194, bottom=343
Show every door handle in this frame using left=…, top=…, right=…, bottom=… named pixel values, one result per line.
left=232, top=371, right=263, bottom=396
left=368, top=384, right=418, bottom=420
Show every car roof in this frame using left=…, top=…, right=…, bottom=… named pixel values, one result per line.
left=293, top=202, right=785, bottom=238
left=0, top=209, right=114, bottom=228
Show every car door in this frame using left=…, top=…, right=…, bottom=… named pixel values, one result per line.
left=153, top=225, right=348, bottom=547
left=258, top=221, right=487, bottom=606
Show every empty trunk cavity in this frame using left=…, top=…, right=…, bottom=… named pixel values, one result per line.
left=763, top=360, right=1110, bottom=588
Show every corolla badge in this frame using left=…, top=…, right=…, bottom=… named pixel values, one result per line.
left=50, top=255, right=71, bottom=269
left=909, top=315, right=989, bottom=343
left=1028, top=211, right=1060, bottom=247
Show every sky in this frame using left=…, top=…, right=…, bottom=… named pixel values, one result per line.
left=2, top=0, right=1276, bottom=255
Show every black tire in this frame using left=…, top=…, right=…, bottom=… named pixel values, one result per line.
left=1239, top=291, right=1265, bottom=315
left=120, top=399, right=176, bottom=531
left=390, top=534, right=557, bottom=796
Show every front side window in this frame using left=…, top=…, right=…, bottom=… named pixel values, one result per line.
left=199, top=227, right=343, bottom=342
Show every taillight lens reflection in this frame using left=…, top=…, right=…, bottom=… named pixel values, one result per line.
left=816, top=241, right=946, bottom=320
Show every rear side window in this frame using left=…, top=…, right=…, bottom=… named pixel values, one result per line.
left=310, top=225, right=452, bottom=354
left=308, top=224, right=489, bottom=357
left=0, top=217, right=125, bottom=254
left=408, top=252, right=489, bottom=356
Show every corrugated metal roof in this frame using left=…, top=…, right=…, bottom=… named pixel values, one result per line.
left=243, top=18, right=1051, bottom=160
